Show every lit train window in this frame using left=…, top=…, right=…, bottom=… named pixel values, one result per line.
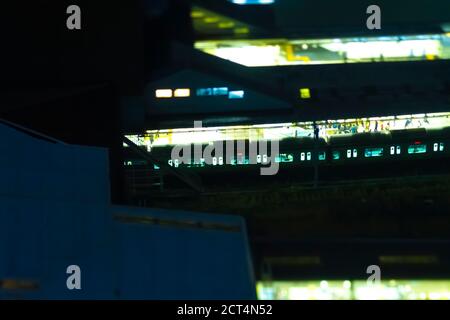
left=332, top=151, right=340, bottom=160
left=347, top=150, right=352, bottom=158
left=257, top=155, right=262, bottom=163
left=408, top=144, right=427, bottom=154
left=307, top=152, right=312, bottom=161
left=390, top=146, right=395, bottom=155
left=433, top=143, right=439, bottom=152
left=353, top=149, right=358, bottom=158
left=365, top=148, right=384, bottom=158
left=275, top=154, right=294, bottom=163
left=301, top=152, right=306, bottom=161
left=219, top=157, right=224, bottom=165
left=440, top=143, right=445, bottom=152
left=396, top=146, right=401, bottom=155
left=212, top=157, right=217, bottom=165
left=319, top=151, right=326, bottom=161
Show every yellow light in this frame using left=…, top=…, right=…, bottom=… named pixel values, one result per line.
left=204, top=17, right=219, bottom=23
left=155, top=89, right=173, bottom=98
left=191, top=11, right=204, bottom=18
left=300, top=88, right=311, bottom=99
left=234, top=27, right=249, bottom=34
left=174, top=88, right=191, bottom=98
left=218, top=21, right=235, bottom=29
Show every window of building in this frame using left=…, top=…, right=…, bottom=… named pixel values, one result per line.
left=228, top=90, right=245, bottom=99
left=174, top=88, right=190, bottom=97
left=299, top=88, right=311, bottom=99
left=196, top=87, right=229, bottom=97
left=213, top=87, right=229, bottom=96
left=155, top=89, right=173, bottom=98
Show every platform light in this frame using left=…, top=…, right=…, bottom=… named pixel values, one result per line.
left=343, top=281, right=352, bottom=289
left=300, top=88, right=311, bottom=99
left=155, top=89, right=173, bottom=98
left=174, top=88, right=191, bottom=98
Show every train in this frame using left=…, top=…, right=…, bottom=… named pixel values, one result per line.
left=124, top=127, right=450, bottom=172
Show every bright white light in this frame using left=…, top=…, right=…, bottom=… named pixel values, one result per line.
left=229, top=0, right=275, bottom=4
left=343, top=281, right=352, bottom=289
left=155, top=89, right=173, bottom=98
left=206, top=45, right=282, bottom=67
left=322, top=40, right=441, bottom=60
left=174, top=88, right=190, bottom=97
left=228, top=90, right=245, bottom=99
